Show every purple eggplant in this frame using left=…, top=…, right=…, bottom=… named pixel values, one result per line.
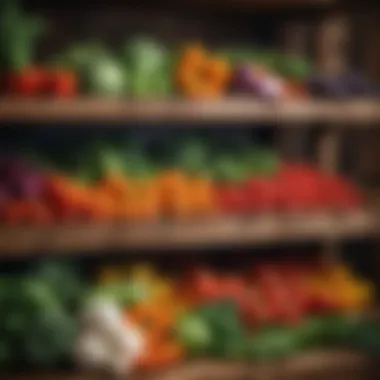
left=9, top=170, right=45, bottom=199
left=232, top=64, right=284, bottom=99
left=232, top=65, right=262, bottom=93
left=256, top=75, right=284, bottom=100
left=0, top=156, right=45, bottom=199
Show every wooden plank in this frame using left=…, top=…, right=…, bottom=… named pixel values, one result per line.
left=5, top=350, right=375, bottom=380
left=0, top=211, right=376, bottom=257
left=25, top=0, right=338, bottom=12
left=0, top=98, right=380, bottom=125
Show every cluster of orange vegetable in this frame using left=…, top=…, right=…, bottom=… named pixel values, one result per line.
left=2, top=171, right=216, bottom=224
left=176, top=45, right=232, bottom=99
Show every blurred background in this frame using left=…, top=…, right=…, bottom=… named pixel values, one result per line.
left=0, top=0, right=380, bottom=379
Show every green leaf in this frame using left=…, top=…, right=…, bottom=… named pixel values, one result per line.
left=211, top=155, right=248, bottom=183
left=177, top=139, right=209, bottom=175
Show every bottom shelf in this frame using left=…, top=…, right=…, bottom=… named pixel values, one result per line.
left=8, top=350, right=377, bottom=380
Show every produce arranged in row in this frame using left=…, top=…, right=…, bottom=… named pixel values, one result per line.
left=0, top=137, right=362, bottom=223
left=1, top=2, right=378, bottom=100
left=73, top=259, right=376, bottom=374
left=1, top=258, right=376, bottom=373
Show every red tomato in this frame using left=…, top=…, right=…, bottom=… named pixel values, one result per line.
left=276, top=164, right=323, bottom=212
left=260, top=280, right=304, bottom=325
left=220, top=275, right=246, bottom=302
left=239, top=287, right=271, bottom=326
left=46, top=70, right=78, bottom=97
left=244, top=178, right=278, bottom=212
left=5, top=67, right=46, bottom=95
left=185, top=268, right=221, bottom=303
left=215, top=185, right=247, bottom=214
left=326, top=177, right=362, bottom=210
left=281, top=271, right=310, bottom=317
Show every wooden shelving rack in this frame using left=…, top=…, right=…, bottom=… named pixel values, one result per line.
left=0, top=210, right=377, bottom=257
left=1, top=98, right=380, bottom=124
left=1, top=0, right=380, bottom=379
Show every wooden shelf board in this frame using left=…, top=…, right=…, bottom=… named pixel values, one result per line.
left=1, top=98, right=380, bottom=125
left=6, top=350, right=375, bottom=380
left=163, top=0, right=338, bottom=12
left=0, top=210, right=376, bottom=257
left=26, top=0, right=338, bottom=12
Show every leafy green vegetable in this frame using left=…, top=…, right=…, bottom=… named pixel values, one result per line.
left=0, top=0, right=45, bottom=71
left=211, top=155, right=248, bottom=183
left=275, top=54, right=313, bottom=80
left=175, top=312, right=213, bottom=355
left=193, top=300, right=247, bottom=358
left=177, top=139, right=209, bottom=175
left=84, top=54, right=127, bottom=96
left=246, top=326, right=300, bottom=360
left=123, top=36, right=171, bottom=98
left=0, top=260, right=86, bottom=368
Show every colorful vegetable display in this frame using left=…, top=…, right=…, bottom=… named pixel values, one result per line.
left=0, top=256, right=377, bottom=373
left=1, top=2, right=378, bottom=100
left=0, top=135, right=362, bottom=224
left=89, top=258, right=374, bottom=373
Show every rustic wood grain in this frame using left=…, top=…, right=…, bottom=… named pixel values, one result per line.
left=0, top=211, right=377, bottom=257
left=5, top=350, right=375, bottom=380
left=0, top=98, right=380, bottom=125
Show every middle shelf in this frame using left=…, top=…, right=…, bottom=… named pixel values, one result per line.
left=0, top=210, right=377, bottom=256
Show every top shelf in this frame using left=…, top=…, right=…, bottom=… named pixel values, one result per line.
left=0, top=98, right=380, bottom=125
left=25, top=0, right=339, bottom=12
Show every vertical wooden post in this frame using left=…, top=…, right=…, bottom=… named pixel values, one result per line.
left=315, top=13, right=350, bottom=261
left=363, top=12, right=380, bottom=188
left=363, top=10, right=380, bottom=302
left=316, top=13, right=350, bottom=75
left=317, top=128, right=340, bottom=174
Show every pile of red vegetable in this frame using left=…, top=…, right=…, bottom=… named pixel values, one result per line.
left=218, top=163, right=361, bottom=214
left=179, top=260, right=372, bottom=326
